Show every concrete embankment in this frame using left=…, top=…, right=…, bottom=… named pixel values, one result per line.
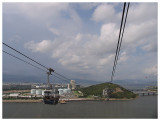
left=3, top=99, right=43, bottom=103
left=62, top=98, right=137, bottom=101
left=3, top=97, right=137, bottom=103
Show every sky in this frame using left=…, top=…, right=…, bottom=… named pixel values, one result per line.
left=2, top=2, right=158, bottom=84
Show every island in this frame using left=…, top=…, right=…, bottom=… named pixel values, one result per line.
left=76, top=82, right=138, bottom=100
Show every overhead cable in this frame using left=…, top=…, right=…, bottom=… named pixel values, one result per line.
left=112, top=2, right=130, bottom=76
left=3, top=50, right=47, bottom=72
left=52, top=73, right=70, bottom=83
left=111, top=2, right=126, bottom=82
left=3, top=42, right=48, bottom=70
left=54, top=72, right=71, bottom=81
left=111, top=2, right=130, bottom=82
left=3, top=50, right=73, bottom=84
left=3, top=42, right=74, bottom=84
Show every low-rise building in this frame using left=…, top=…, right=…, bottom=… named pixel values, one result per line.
left=9, top=93, right=19, bottom=98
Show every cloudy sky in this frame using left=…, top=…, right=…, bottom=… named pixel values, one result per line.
left=2, top=2, right=157, bottom=83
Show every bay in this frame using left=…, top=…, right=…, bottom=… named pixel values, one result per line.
left=3, top=95, right=157, bottom=118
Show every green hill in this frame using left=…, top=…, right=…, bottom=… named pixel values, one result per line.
left=79, top=82, right=137, bottom=99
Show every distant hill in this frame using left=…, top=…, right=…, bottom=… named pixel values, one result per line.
left=2, top=74, right=46, bottom=83
left=2, top=74, right=101, bottom=86
left=76, top=79, right=157, bottom=89
left=79, top=82, right=137, bottom=99
left=75, top=79, right=101, bottom=86
left=3, top=73, right=157, bottom=89
left=113, top=80, right=157, bottom=89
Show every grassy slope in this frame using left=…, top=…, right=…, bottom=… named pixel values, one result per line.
left=79, top=82, right=137, bottom=99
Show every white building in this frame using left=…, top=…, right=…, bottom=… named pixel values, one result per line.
left=67, top=84, right=71, bottom=89
left=70, top=80, right=76, bottom=90
left=58, top=88, right=71, bottom=95
left=9, top=93, right=19, bottom=98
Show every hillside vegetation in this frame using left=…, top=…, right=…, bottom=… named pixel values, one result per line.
left=79, top=82, right=137, bottom=99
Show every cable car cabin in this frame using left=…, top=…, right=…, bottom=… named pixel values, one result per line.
left=43, top=89, right=60, bottom=105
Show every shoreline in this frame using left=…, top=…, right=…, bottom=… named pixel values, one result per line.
left=3, top=99, right=43, bottom=103
left=3, top=97, right=138, bottom=103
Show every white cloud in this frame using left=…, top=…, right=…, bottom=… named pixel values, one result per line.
left=124, top=20, right=157, bottom=45
left=78, top=3, right=99, bottom=10
left=18, top=3, right=157, bottom=81
left=142, top=43, right=157, bottom=53
left=143, top=65, right=157, bottom=76
left=99, top=54, right=114, bottom=66
left=49, top=28, right=61, bottom=36
left=4, top=3, right=69, bottom=22
left=119, top=52, right=128, bottom=63
left=127, top=3, right=157, bottom=24
left=25, top=40, right=53, bottom=53
left=92, top=3, right=120, bottom=23
left=4, top=3, right=82, bottom=36
left=9, top=35, right=21, bottom=42
left=24, top=22, right=120, bottom=73
left=100, top=23, right=118, bottom=41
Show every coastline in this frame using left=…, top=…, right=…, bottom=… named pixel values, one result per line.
left=3, top=97, right=138, bottom=103
left=3, top=99, right=43, bottom=103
